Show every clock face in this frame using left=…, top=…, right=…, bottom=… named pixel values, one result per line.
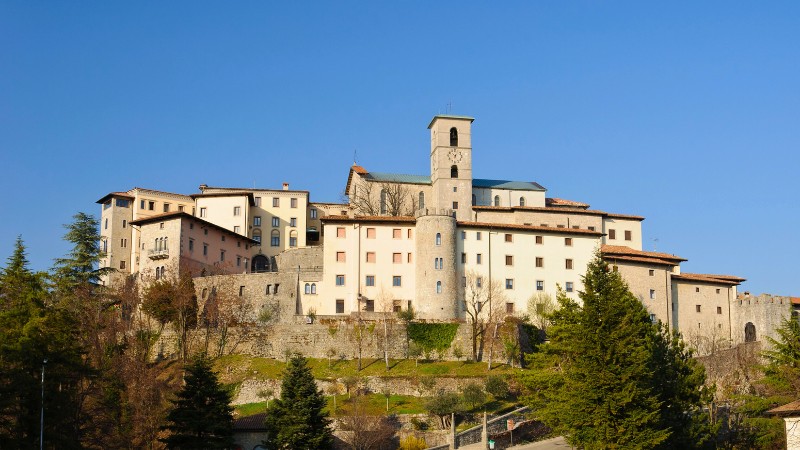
left=448, top=148, right=462, bottom=163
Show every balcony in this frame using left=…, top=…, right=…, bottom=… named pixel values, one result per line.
left=415, top=207, right=456, bottom=218
left=148, top=248, right=169, bottom=260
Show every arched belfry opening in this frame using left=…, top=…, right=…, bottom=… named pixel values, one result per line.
left=745, top=322, right=757, bottom=342
left=450, top=127, right=458, bottom=147
left=451, top=165, right=458, bottom=178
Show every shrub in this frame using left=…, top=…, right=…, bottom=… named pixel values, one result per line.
left=399, top=435, right=427, bottom=450
left=485, top=375, right=509, bottom=400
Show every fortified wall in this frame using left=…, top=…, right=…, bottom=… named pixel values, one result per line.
left=729, top=293, right=795, bottom=349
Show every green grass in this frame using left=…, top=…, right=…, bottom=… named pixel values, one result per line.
left=214, top=354, right=515, bottom=385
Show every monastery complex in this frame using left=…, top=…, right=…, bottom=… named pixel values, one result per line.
left=97, top=114, right=789, bottom=354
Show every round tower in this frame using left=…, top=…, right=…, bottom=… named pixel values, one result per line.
left=414, top=213, right=458, bottom=320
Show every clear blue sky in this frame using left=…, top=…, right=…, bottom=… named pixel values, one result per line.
left=1, top=2, right=798, bottom=296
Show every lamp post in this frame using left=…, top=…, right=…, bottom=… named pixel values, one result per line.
left=40, top=358, right=47, bottom=450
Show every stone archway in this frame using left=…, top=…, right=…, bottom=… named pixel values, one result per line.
left=745, top=322, right=757, bottom=343
left=251, top=254, right=269, bottom=273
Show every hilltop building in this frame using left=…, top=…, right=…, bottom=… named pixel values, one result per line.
left=98, top=114, right=755, bottom=353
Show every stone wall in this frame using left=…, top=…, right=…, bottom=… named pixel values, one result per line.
left=730, top=293, right=794, bottom=348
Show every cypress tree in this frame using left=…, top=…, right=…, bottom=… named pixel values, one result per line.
left=160, top=356, right=234, bottom=449
left=263, top=354, right=333, bottom=450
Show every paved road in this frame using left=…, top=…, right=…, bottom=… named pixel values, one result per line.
left=458, top=436, right=570, bottom=450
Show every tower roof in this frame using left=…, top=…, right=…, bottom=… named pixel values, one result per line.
left=428, top=114, right=475, bottom=129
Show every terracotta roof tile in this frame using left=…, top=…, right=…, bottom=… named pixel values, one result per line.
left=322, top=215, right=416, bottom=224
left=601, top=245, right=687, bottom=262
left=457, top=221, right=604, bottom=237
left=129, top=212, right=258, bottom=243
left=546, top=197, right=590, bottom=208
left=768, top=400, right=800, bottom=416
left=473, top=205, right=645, bottom=221
left=602, top=254, right=680, bottom=267
left=672, top=273, right=745, bottom=285
left=352, top=165, right=368, bottom=175
left=96, top=192, right=135, bottom=203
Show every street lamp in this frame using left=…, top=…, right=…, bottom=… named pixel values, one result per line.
left=40, top=358, right=47, bottom=450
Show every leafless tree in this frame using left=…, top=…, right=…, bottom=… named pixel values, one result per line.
left=338, top=394, right=397, bottom=450
left=463, top=270, right=503, bottom=362
left=377, top=289, right=397, bottom=370
left=526, top=291, right=555, bottom=338
left=348, top=179, right=418, bottom=217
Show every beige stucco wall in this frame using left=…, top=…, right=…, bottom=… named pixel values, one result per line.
left=671, top=280, right=735, bottom=354
left=472, top=188, right=546, bottom=208
left=608, top=260, right=674, bottom=329
left=99, top=197, right=134, bottom=285
left=603, top=217, right=643, bottom=250
left=195, top=195, right=250, bottom=239
left=473, top=208, right=604, bottom=231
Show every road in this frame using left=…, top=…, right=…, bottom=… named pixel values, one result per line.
left=457, top=436, right=570, bottom=450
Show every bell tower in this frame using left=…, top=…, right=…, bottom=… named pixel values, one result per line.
left=428, top=115, right=474, bottom=221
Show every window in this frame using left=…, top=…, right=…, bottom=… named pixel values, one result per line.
left=717, top=306, right=723, bottom=314
left=536, top=257, right=544, bottom=268
left=336, top=252, right=345, bottom=262
left=366, top=228, right=375, bottom=238
left=337, top=227, right=346, bottom=238
left=271, top=230, right=280, bottom=247
left=696, top=305, right=701, bottom=313
left=566, top=259, right=573, bottom=270
left=140, top=200, right=145, bottom=209
left=289, top=231, right=297, bottom=247
left=310, top=208, right=317, bottom=219
left=290, top=198, right=297, bottom=208
left=505, top=234, right=512, bottom=243
left=159, top=222, right=165, bottom=230
left=380, top=189, right=387, bottom=214
left=461, top=231, right=466, bottom=239
left=365, top=275, right=375, bottom=287
left=104, top=218, right=108, bottom=229
left=650, top=289, right=656, bottom=300
left=505, top=255, right=513, bottom=266
left=476, top=277, right=483, bottom=288
left=649, top=269, right=655, bottom=276
left=572, top=225, right=579, bottom=229
left=505, top=279, right=514, bottom=290
left=336, top=299, right=345, bottom=314
left=148, top=201, right=155, bottom=211
left=366, top=252, right=376, bottom=263
left=461, top=253, right=467, bottom=264
left=451, top=165, right=458, bottom=178
left=434, top=257, right=443, bottom=269
left=407, top=229, right=413, bottom=239
left=266, top=285, right=272, bottom=294
left=200, top=207, right=207, bottom=218
left=203, top=244, right=208, bottom=256
left=536, top=280, right=544, bottom=291
left=163, top=203, right=170, bottom=212
left=102, top=240, right=108, bottom=252
left=494, top=195, right=500, bottom=207
left=122, top=219, right=127, bottom=228
left=566, top=282, right=574, bottom=292
left=436, top=281, right=442, bottom=294
left=608, top=229, right=616, bottom=240
left=335, top=275, right=345, bottom=286
left=650, top=314, right=657, bottom=323
left=253, top=230, right=261, bottom=244
left=365, top=299, right=375, bottom=312
left=393, top=228, right=401, bottom=239
left=588, top=226, right=596, bottom=231
left=450, top=127, right=458, bottom=146
left=536, top=235, right=543, bottom=244
left=290, top=217, right=297, bottom=227
left=407, top=253, right=413, bottom=263
left=476, top=253, right=482, bottom=264
left=254, top=216, right=262, bottom=226
left=236, top=256, right=241, bottom=267
left=272, top=217, right=280, bottom=227
left=419, top=192, right=425, bottom=209
left=519, top=197, right=525, bottom=207
left=463, top=276, right=467, bottom=287
left=273, top=197, right=279, bottom=207
left=695, top=287, right=700, bottom=293
left=189, top=239, right=194, bottom=251
left=393, top=253, right=402, bottom=263
left=254, top=197, right=261, bottom=206
left=117, top=198, right=130, bottom=208
left=506, top=302, right=515, bottom=314
left=476, top=232, right=482, bottom=240
left=435, top=233, right=441, bottom=246
left=565, top=238, right=572, bottom=246
left=393, top=276, right=402, bottom=287
left=238, top=286, right=245, bottom=296
left=625, top=230, right=632, bottom=241
left=119, top=260, right=126, bottom=270
left=220, top=250, right=225, bottom=262
left=234, top=226, right=241, bottom=234
left=557, top=225, right=565, bottom=228
left=312, top=283, right=318, bottom=294
left=452, top=201, right=459, bottom=210
left=273, top=284, right=280, bottom=294
left=119, top=238, right=126, bottom=248
left=305, top=283, right=311, bottom=294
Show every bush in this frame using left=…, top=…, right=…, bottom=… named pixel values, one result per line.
left=461, top=383, right=486, bottom=410
left=407, top=323, right=459, bottom=353
left=485, top=375, right=509, bottom=400
left=399, top=435, right=427, bottom=450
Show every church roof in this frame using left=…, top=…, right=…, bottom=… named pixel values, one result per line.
left=473, top=178, right=546, bottom=192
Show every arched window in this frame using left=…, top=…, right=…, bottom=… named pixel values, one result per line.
left=252, top=254, right=268, bottom=273
left=449, top=127, right=458, bottom=146
left=311, top=283, right=316, bottom=294
left=436, top=281, right=442, bottom=294
left=252, top=229, right=262, bottom=245
left=451, top=165, right=458, bottom=178
left=304, top=283, right=310, bottom=294
left=435, top=233, right=442, bottom=246
left=494, top=195, right=500, bottom=207
left=155, top=266, right=160, bottom=280
left=745, top=322, right=756, bottom=342
left=271, top=230, right=280, bottom=247
left=380, top=189, right=387, bottom=215
left=519, top=197, right=525, bottom=207
left=419, top=192, right=425, bottom=210
left=289, top=230, right=298, bottom=248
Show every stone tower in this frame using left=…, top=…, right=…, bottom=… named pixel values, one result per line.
left=428, top=115, right=474, bottom=221
left=414, top=214, right=458, bottom=320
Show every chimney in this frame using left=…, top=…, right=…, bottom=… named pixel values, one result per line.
left=282, top=182, right=289, bottom=191
left=199, top=184, right=208, bottom=193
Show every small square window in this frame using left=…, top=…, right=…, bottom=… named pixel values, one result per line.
left=200, top=207, right=207, bottom=218
left=716, top=288, right=721, bottom=294
left=291, top=198, right=297, bottom=208
left=506, top=302, right=514, bottom=314
left=337, top=227, right=346, bottom=238
left=536, top=280, right=544, bottom=291
left=566, top=282, right=574, bottom=293
left=365, top=275, right=375, bottom=287
left=310, top=208, right=317, bottom=219
left=365, top=299, right=375, bottom=312
left=608, top=229, right=616, bottom=240
left=536, top=257, right=544, bottom=268
left=366, top=252, right=376, bottom=263
left=336, top=299, right=344, bottom=314
left=220, top=250, right=225, bottom=262
left=273, top=197, right=280, bottom=207
left=535, top=236, right=543, bottom=245
left=336, top=252, right=345, bottom=262
left=203, top=244, right=208, bottom=256
left=625, top=230, right=632, bottom=241
left=148, top=201, right=155, bottom=211
left=461, top=253, right=467, bottom=264
left=505, top=279, right=514, bottom=290
left=696, top=287, right=700, bottom=293
left=254, top=216, right=262, bottom=226
left=504, top=234, right=512, bottom=242
left=461, top=231, right=466, bottom=239
left=366, top=228, right=376, bottom=238
left=565, top=238, right=572, bottom=246
left=239, top=286, right=245, bottom=296
left=649, top=289, right=656, bottom=300
left=290, top=217, right=297, bottom=227
left=234, top=226, right=241, bottom=234
left=393, top=229, right=401, bottom=239
left=476, top=232, right=482, bottom=240
left=696, top=305, right=701, bottom=313
left=566, top=259, right=573, bottom=270
left=588, top=226, right=596, bottom=231
left=254, top=197, right=261, bottom=206
left=717, top=306, right=723, bottom=314
left=649, top=269, right=655, bottom=276
left=407, top=229, right=413, bottom=239
left=164, top=203, right=170, bottom=213
left=233, top=206, right=241, bottom=216
left=452, top=201, right=459, bottom=209
left=505, top=255, right=513, bottom=266
left=476, top=254, right=483, bottom=264
left=393, top=253, right=402, bottom=263
left=407, top=253, right=413, bottom=263
left=335, top=275, right=345, bottom=286
left=236, top=256, right=241, bottom=267
left=393, top=276, right=402, bottom=287
left=119, top=260, right=126, bottom=270
left=650, top=314, right=657, bottom=323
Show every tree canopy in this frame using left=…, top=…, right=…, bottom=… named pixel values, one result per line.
left=263, top=354, right=333, bottom=450
left=521, top=252, right=711, bottom=449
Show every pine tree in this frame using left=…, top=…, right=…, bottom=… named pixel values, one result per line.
left=52, top=212, right=111, bottom=287
left=160, top=356, right=234, bottom=449
left=263, top=354, right=333, bottom=450
left=522, top=253, right=710, bottom=449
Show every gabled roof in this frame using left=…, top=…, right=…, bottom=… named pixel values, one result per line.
left=672, top=273, right=745, bottom=286
left=129, top=212, right=258, bottom=244
left=768, top=400, right=800, bottom=417
left=368, top=172, right=431, bottom=185
left=96, top=192, right=135, bottom=204
left=472, top=178, right=546, bottom=192
left=546, top=197, right=590, bottom=209
left=428, top=114, right=475, bottom=128
left=601, top=245, right=687, bottom=263
left=233, top=412, right=268, bottom=431
left=473, top=205, right=645, bottom=221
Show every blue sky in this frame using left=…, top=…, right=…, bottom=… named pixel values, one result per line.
left=1, top=2, right=798, bottom=296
